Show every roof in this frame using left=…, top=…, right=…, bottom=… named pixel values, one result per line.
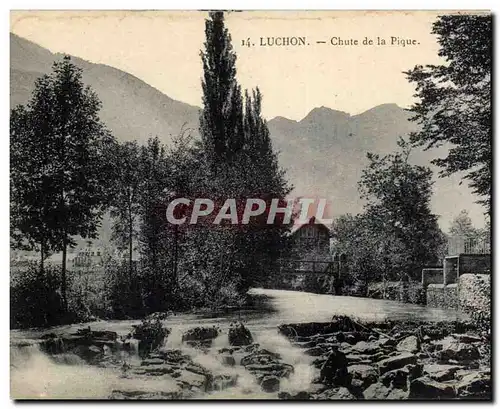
left=290, top=216, right=331, bottom=236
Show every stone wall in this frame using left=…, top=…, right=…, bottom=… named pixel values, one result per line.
left=425, top=272, right=491, bottom=320
left=426, top=284, right=458, bottom=309
left=443, top=257, right=459, bottom=285
left=458, top=255, right=491, bottom=275
left=458, top=274, right=491, bottom=321
left=421, top=268, right=443, bottom=288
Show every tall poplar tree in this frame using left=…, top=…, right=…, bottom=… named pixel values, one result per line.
left=200, top=11, right=243, bottom=169
left=198, top=11, right=292, bottom=292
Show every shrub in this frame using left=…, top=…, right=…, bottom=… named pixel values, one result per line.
left=131, top=312, right=170, bottom=358
left=103, top=261, right=144, bottom=319
left=11, top=264, right=64, bottom=329
left=228, top=322, right=253, bottom=346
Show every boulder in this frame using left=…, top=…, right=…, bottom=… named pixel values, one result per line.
left=75, top=328, right=118, bottom=341
left=347, top=364, right=378, bottom=388
left=185, top=363, right=210, bottom=377
left=293, top=340, right=317, bottom=348
left=380, top=364, right=423, bottom=389
left=212, top=374, right=239, bottom=391
left=315, top=387, right=356, bottom=400
left=378, top=337, right=397, bottom=348
left=363, top=382, right=409, bottom=400
left=72, top=344, right=103, bottom=361
left=386, top=388, right=409, bottom=400
left=439, top=339, right=480, bottom=362
left=177, top=370, right=212, bottom=392
left=138, top=364, right=176, bottom=376
left=335, top=332, right=346, bottom=343
left=397, top=336, right=420, bottom=353
left=304, top=346, right=324, bottom=356
left=351, top=378, right=364, bottom=390
left=109, top=390, right=184, bottom=400
left=240, top=349, right=281, bottom=366
left=409, top=376, right=456, bottom=399
left=455, top=371, right=491, bottom=399
left=278, top=391, right=310, bottom=400
left=141, top=358, right=164, bottom=366
left=380, top=368, right=409, bottom=389
left=245, top=363, right=294, bottom=380
left=351, top=341, right=380, bottom=355
left=182, top=326, right=219, bottom=343
left=320, top=348, right=350, bottom=386
left=423, top=364, right=462, bottom=382
left=451, top=333, right=482, bottom=344
left=261, top=375, right=280, bottom=393
left=228, top=322, right=253, bottom=346
left=40, top=334, right=65, bottom=355
left=370, top=351, right=388, bottom=362
left=363, top=383, right=389, bottom=400
left=220, top=354, right=236, bottom=367
left=156, top=349, right=191, bottom=365
left=377, top=352, right=417, bottom=375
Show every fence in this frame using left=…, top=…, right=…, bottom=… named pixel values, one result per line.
left=447, top=236, right=490, bottom=256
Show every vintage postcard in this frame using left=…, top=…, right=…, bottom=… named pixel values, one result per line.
left=10, top=10, right=491, bottom=400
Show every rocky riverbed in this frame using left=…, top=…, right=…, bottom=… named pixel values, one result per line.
left=11, top=315, right=491, bottom=400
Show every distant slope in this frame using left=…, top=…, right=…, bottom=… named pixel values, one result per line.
left=10, top=33, right=200, bottom=144
left=268, top=104, right=419, bottom=216
left=268, top=105, right=481, bottom=225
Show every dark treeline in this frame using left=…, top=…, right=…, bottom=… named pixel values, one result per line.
left=10, top=11, right=292, bottom=328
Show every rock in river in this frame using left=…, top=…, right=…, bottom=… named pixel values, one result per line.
left=397, top=336, right=420, bottom=353
left=409, top=376, right=456, bottom=399
left=438, top=338, right=480, bottom=362
left=228, top=322, right=253, bottom=346
left=377, top=352, right=417, bottom=375
left=320, top=348, right=350, bottom=386
left=261, top=375, right=280, bottom=393
left=347, top=364, right=378, bottom=388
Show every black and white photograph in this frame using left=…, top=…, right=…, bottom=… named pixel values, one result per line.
left=9, top=9, right=492, bottom=400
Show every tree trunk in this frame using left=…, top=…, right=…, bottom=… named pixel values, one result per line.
left=173, top=225, right=178, bottom=289
left=129, top=214, right=133, bottom=277
left=61, top=236, right=67, bottom=312
left=40, top=242, right=45, bottom=275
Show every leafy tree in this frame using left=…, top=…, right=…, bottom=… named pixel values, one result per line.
left=236, top=88, right=293, bottom=288
left=332, top=214, right=384, bottom=295
left=10, top=56, right=113, bottom=309
left=358, top=139, right=446, bottom=281
left=137, top=137, right=173, bottom=312
left=405, top=14, right=492, bottom=213
left=108, top=141, right=142, bottom=275
left=449, top=210, right=479, bottom=238
left=11, top=101, right=60, bottom=273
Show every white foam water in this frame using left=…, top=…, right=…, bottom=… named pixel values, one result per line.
left=11, top=326, right=316, bottom=400
left=10, top=343, right=120, bottom=399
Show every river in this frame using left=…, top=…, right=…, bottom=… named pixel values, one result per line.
left=10, top=289, right=467, bottom=399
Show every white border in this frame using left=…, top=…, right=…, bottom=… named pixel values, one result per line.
left=2, top=1, right=498, bottom=408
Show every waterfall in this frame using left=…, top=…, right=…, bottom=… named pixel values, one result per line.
left=10, top=342, right=119, bottom=399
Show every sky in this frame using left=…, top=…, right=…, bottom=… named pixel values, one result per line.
left=10, top=10, right=448, bottom=120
